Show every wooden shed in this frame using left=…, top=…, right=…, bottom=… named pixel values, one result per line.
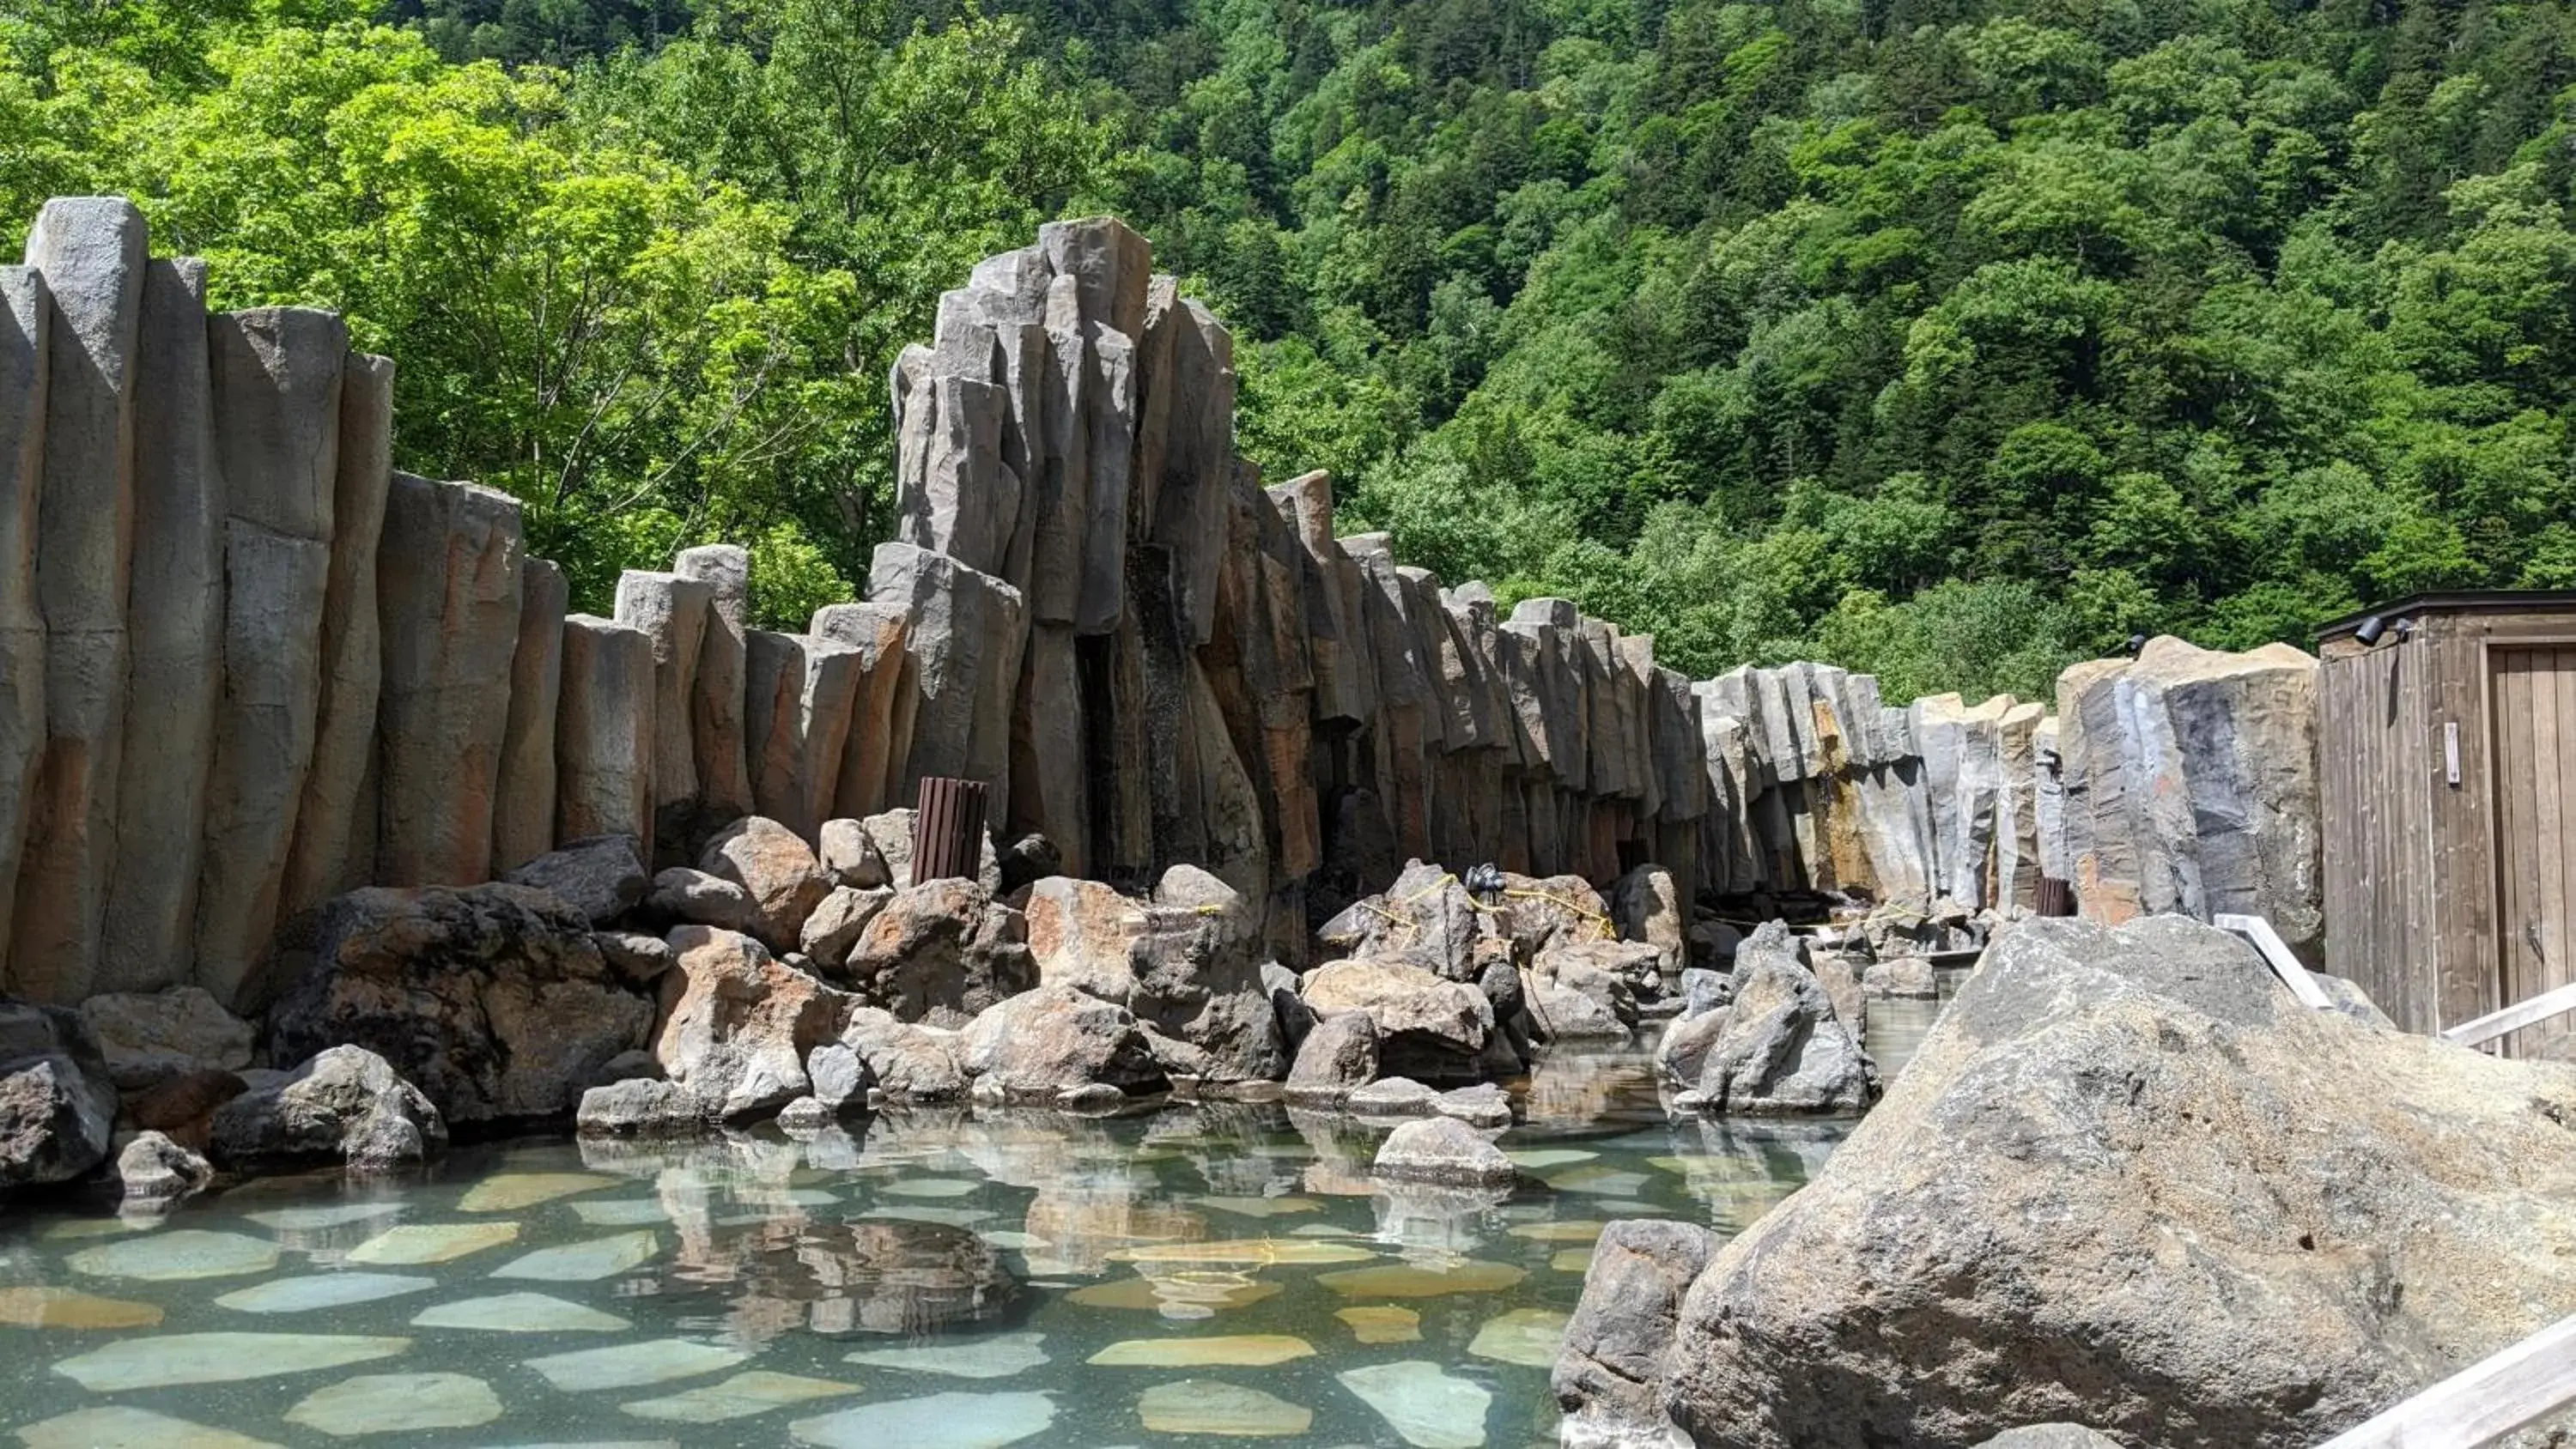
left=2317, top=592, right=2576, bottom=1056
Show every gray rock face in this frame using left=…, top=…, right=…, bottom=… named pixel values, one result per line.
left=555, top=614, right=655, bottom=862
left=844, top=878, right=1034, bottom=1028
left=210, top=1044, right=446, bottom=1173
left=100, top=258, right=225, bottom=993
left=1972, top=1429, right=2126, bottom=1449
left=503, top=834, right=648, bottom=925
left=116, top=1129, right=212, bottom=1209
left=1122, top=864, right=1284, bottom=1082
left=491, top=558, right=567, bottom=874
left=1370, top=1114, right=1515, bottom=1186
left=674, top=544, right=754, bottom=830
left=838, top=1007, right=969, bottom=1101
left=867, top=543, right=1027, bottom=825
left=1673, top=924, right=1876, bottom=1115
left=265, top=884, right=653, bottom=1124
left=958, top=984, right=1166, bottom=1101
left=1660, top=915, right=2576, bottom=1449
left=645, top=867, right=765, bottom=937
left=698, top=815, right=833, bottom=951
left=817, top=817, right=889, bottom=889
left=0, top=267, right=46, bottom=1006
left=1610, top=864, right=1685, bottom=977
left=613, top=569, right=712, bottom=858
left=276, top=350, right=393, bottom=922
left=0, top=1000, right=117, bottom=1186
left=574, top=1077, right=706, bottom=1137
left=1552, top=1219, right=1718, bottom=1449
left=592, top=930, right=673, bottom=986
left=1862, top=956, right=1938, bottom=999
left=76, top=986, right=254, bottom=1092
left=653, top=925, right=854, bottom=1120
left=805, top=1040, right=872, bottom=1108
left=1285, top=1009, right=1378, bottom=1105
left=10, top=199, right=146, bottom=1009
left=1528, top=940, right=1653, bottom=1040
left=800, top=885, right=892, bottom=970
left=1301, top=959, right=1492, bottom=1082
left=374, top=474, right=524, bottom=887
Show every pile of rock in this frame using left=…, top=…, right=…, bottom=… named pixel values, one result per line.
left=1559, top=915, right=2576, bottom=1446
left=1652, top=921, right=1878, bottom=1115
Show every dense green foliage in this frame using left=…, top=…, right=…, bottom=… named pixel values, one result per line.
left=9, top=0, right=2576, bottom=696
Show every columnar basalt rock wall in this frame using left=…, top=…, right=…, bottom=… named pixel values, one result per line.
left=0, top=202, right=2326, bottom=1011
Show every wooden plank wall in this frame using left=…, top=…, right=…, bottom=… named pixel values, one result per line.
left=2321, top=640, right=2434, bottom=1031
left=2494, top=646, right=2576, bottom=1058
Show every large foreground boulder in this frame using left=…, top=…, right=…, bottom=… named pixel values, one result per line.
left=0, top=1003, right=117, bottom=1189
left=1642, top=915, right=2576, bottom=1448
left=210, top=1045, right=447, bottom=1173
left=1553, top=1220, right=1719, bottom=1449
left=266, top=884, right=656, bottom=1124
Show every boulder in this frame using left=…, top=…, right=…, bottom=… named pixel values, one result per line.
left=1285, top=1010, right=1378, bottom=1105
left=1302, top=959, right=1492, bottom=1082
left=130, top=1067, right=247, bottom=1141
left=1658, top=915, right=2576, bottom=1448
left=1674, top=930, right=1876, bottom=1116
left=0, top=1001, right=117, bottom=1187
left=502, top=834, right=649, bottom=925
left=1371, top=1115, right=1515, bottom=1186
left=1526, top=940, right=1653, bottom=1040
left=817, top=817, right=889, bottom=888
left=1862, top=956, right=1938, bottom=999
left=1680, top=967, right=1730, bottom=1019
left=800, top=886, right=892, bottom=970
left=592, top=930, right=674, bottom=986
left=958, top=985, right=1167, bottom=1101
left=805, top=1041, right=872, bottom=1109
left=115, top=1130, right=212, bottom=1210
left=76, top=986, right=254, bottom=1092
left=645, top=867, right=766, bottom=937
left=1024, top=875, right=1143, bottom=1001
left=1552, top=1219, right=1720, bottom=1448
left=1611, top=864, right=1686, bottom=976
left=1433, top=1082, right=1512, bottom=1127
left=844, top=878, right=1035, bottom=1028
left=264, top=884, right=654, bottom=1124
left=575, top=1077, right=707, bottom=1137
left=1127, top=865, right=1285, bottom=1082
left=838, top=1008, right=969, bottom=1101
left=1347, top=1076, right=1440, bottom=1115
left=1498, top=872, right=1616, bottom=958
left=653, top=926, right=854, bottom=1120
left=775, top=1094, right=835, bottom=1131
left=210, top=1045, right=446, bottom=1173
left=698, top=815, right=834, bottom=951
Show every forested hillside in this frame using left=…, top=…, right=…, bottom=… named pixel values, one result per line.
left=8, top=0, right=2575, bottom=701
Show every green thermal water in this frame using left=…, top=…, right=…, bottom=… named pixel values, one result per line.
left=0, top=997, right=1947, bottom=1448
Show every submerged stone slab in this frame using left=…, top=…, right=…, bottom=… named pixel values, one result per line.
left=1315, top=1260, right=1527, bottom=1298
left=457, top=1172, right=617, bottom=1213
left=1087, top=1334, right=1314, bottom=1367
left=244, top=1203, right=406, bottom=1232
left=621, top=1371, right=859, bottom=1424
left=14, top=1406, right=283, bottom=1449
left=1337, top=1360, right=1491, bottom=1449
left=1135, top=1379, right=1312, bottom=1438
left=844, top=1331, right=1047, bottom=1379
left=488, top=1229, right=659, bottom=1282
left=412, top=1292, right=630, bottom=1333
left=344, top=1222, right=522, bottom=1266
left=66, top=1229, right=278, bottom=1282
left=285, top=1372, right=504, bottom=1436
left=51, top=1331, right=410, bottom=1390
left=1335, top=1305, right=1420, bottom=1344
left=0, top=1285, right=162, bottom=1330
left=1107, top=1238, right=1372, bottom=1267
left=789, top=1391, right=1056, bottom=1449
left=215, top=1274, right=436, bottom=1314
left=1065, top=1275, right=1284, bottom=1318
left=1466, top=1306, right=1568, bottom=1367
left=524, top=1338, right=750, bottom=1392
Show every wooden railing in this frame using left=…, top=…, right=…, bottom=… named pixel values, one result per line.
left=2213, top=913, right=2335, bottom=1010
left=2440, top=979, right=2576, bottom=1050
left=2315, top=1310, right=2576, bottom=1448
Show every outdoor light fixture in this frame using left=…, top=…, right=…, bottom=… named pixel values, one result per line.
left=2354, top=615, right=2387, bottom=646
left=2124, top=634, right=2148, bottom=658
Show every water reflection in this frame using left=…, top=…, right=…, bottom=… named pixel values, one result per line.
left=0, top=1027, right=1926, bottom=1446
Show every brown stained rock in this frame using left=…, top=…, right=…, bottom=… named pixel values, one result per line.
left=845, top=879, right=1034, bottom=1028
left=1023, top=876, right=1143, bottom=1002
left=654, top=925, right=854, bottom=1120
left=1301, top=959, right=1491, bottom=1082
left=958, top=984, right=1166, bottom=1101
left=698, top=816, right=833, bottom=952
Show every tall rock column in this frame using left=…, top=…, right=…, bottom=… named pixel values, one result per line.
left=0, top=266, right=45, bottom=999
left=197, top=306, right=343, bottom=1007
left=744, top=630, right=808, bottom=830
left=277, top=352, right=393, bottom=920
left=868, top=543, right=1026, bottom=822
left=556, top=614, right=654, bottom=852
left=374, top=474, right=524, bottom=886
left=11, top=199, right=145, bottom=1005
left=613, top=570, right=710, bottom=863
left=812, top=602, right=908, bottom=822
left=675, top=545, right=752, bottom=837
left=491, top=559, right=566, bottom=873
left=100, top=258, right=226, bottom=993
